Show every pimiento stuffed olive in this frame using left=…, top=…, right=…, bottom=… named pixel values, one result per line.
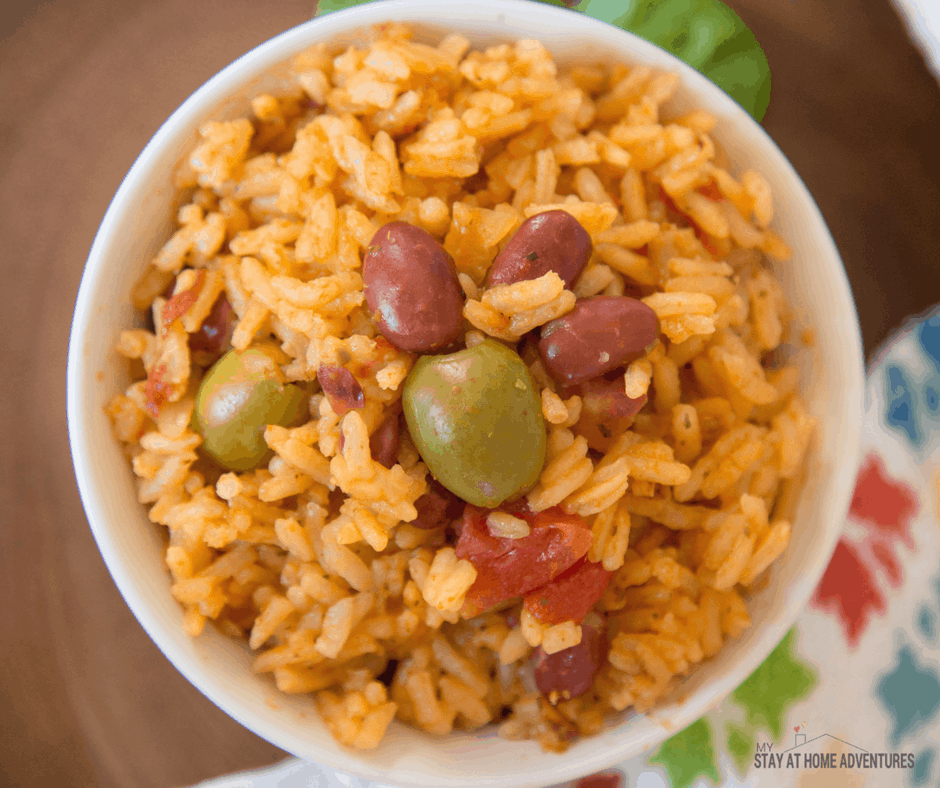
left=402, top=339, right=546, bottom=508
left=192, top=345, right=308, bottom=471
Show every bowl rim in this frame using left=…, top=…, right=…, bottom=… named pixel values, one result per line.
left=67, top=0, right=865, bottom=785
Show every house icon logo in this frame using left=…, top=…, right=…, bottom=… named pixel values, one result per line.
left=786, top=731, right=867, bottom=754
left=752, top=725, right=916, bottom=771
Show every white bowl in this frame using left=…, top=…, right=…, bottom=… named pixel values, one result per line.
left=67, top=1, right=865, bottom=785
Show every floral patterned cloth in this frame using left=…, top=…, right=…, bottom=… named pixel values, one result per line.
left=192, top=309, right=940, bottom=788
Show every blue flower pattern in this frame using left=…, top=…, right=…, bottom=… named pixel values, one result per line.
left=877, top=310, right=940, bottom=454
left=870, top=313, right=940, bottom=786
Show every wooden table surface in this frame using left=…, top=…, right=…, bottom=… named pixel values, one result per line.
left=2, top=0, right=939, bottom=786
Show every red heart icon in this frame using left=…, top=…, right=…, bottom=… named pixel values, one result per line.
left=794, top=726, right=800, bottom=733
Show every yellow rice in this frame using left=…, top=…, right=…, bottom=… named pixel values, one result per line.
left=107, top=24, right=814, bottom=752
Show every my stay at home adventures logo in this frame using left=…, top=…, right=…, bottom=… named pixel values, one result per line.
left=752, top=724, right=915, bottom=771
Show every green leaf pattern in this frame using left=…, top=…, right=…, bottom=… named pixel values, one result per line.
left=649, top=717, right=722, bottom=788
left=646, top=629, right=819, bottom=787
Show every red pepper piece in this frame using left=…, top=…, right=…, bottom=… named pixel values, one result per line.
left=523, top=556, right=614, bottom=626
left=161, top=271, right=205, bottom=332
left=456, top=505, right=592, bottom=612
left=143, top=363, right=170, bottom=417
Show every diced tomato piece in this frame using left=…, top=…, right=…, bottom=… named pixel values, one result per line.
left=523, top=557, right=614, bottom=625
left=161, top=270, right=205, bottom=331
left=143, top=363, right=170, bottom=417
left=456, top=505, right=592, bottom=612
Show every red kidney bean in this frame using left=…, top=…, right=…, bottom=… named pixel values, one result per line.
left=539, top=296, right=659, bottom=385
left=318, top=365, right=365, bottom=416
left=189, top=293, right=235, bottom=362
left=533, top=619, right=607, bottom=700
left=578, top=377, right=648, bottom=421
left=485, top=210, right=592, bottom=289
left=369, top=407, right=401, bottom=469
left=410, top=479, right=464, bottom=530
left=363, top=222, right=464, bottom=352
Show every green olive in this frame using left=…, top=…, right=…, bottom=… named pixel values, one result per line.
left=193, top=345, right=308, bottom=471
left=402, top=339, right=547, bottom=508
